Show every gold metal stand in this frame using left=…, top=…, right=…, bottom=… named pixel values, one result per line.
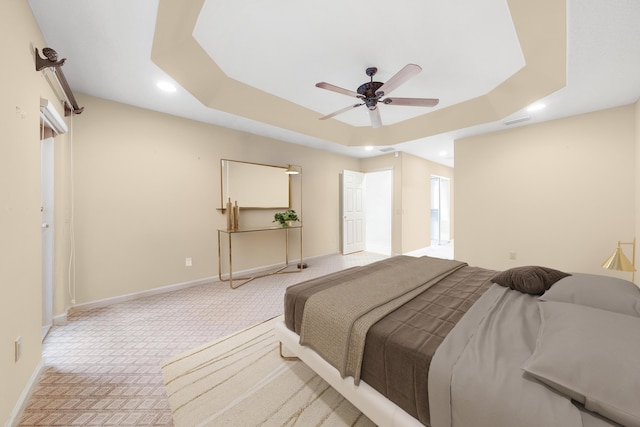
left=279, top=342, right=300, bottom=361
left=218, top=225, right=303, bottom=289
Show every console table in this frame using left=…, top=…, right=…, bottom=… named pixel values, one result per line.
left=217, top=225, right=303, bottom=288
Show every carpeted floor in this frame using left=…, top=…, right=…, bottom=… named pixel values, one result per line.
left=17, top=251, right=388, bottom=426
left=161, top=316, right=375, bottom=427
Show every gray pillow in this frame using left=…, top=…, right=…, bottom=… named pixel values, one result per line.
left=491, top=266, right=570, bottom=295
left=539, top=273, right=640, bottom=317
left=523, top=301, right=640, bottom=427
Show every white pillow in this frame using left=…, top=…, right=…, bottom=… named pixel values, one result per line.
left=540, top=273, right=640, bottom=317
left=523, top=301, right=640, bottom=427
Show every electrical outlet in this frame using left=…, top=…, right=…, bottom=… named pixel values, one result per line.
left=185, top=257, right=192, bottom=267
left=15, top=336, right=22, bottom=362
left=509, top=251, right=517, bottom=260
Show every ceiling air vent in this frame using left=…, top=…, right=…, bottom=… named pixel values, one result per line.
left=380, top=147, right=395, bottom=153
left=504, top=116, right=531, bottom=126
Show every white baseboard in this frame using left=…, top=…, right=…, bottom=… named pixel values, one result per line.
left=52, top=312, right=68, bottom=326
left=68, top=275, right=218, bottom=314
left=6, top=360, right=44, bottom=427
left=67, top=253, right=337, bottom=313
left=217, top=257, right=321, bottom=281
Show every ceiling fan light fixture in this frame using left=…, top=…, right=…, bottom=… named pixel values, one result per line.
left=315, top=64, right=439, bottom=128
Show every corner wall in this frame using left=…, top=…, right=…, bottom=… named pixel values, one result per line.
left=455, top=105, right=636, bottom=275
left=400, top=153, right=454, bottom=253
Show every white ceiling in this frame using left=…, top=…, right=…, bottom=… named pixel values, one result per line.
left=28, top=0, right=640, bottom=168
left=194, top=0, right=524, bottom=127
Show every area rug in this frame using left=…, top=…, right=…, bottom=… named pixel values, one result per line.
left=161, top=315, right=375, bottom=426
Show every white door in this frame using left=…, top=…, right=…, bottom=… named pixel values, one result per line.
left=342, top=170, right=365, bottom=254
left=41, top=137, right=54, bottom=340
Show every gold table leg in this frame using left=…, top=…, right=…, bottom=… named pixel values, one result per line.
left=217, top=227, right=304, bottom=289
left=279, top=342, right=300, bottom=361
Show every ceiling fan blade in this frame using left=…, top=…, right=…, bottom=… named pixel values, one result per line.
left=368, top=107, right=382, bottom=128
left=315, top=82, right=361, bottom=98
left=375, top=64, right=422, bottom=97
left=319, top=103, right=364, bottom=120
left=383, top=97, right=439, bottom=107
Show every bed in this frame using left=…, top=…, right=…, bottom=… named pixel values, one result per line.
left=274, top=255, right=640, bottom=427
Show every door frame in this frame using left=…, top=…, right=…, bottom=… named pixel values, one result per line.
left=41, top=135, right=54, bottom=340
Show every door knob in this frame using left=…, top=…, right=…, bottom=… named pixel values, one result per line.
left=41, top=223, right=50, bottom=229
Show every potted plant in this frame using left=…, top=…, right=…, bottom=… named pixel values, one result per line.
left=273, top=209, right=299, bottom=227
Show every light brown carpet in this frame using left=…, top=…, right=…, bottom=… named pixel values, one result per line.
left=161, top=316, right=375, bottom=427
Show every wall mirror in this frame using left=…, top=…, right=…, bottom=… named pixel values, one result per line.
left=221, top=159, right=290, bottom=209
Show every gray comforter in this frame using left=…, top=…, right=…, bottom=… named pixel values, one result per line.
left=429, top=284, right=620, bottom=427
left=285, top=257, right=496, bottom=425
left=299, top=256, right=466, bottom=383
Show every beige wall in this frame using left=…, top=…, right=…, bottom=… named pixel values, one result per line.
left=70, top=94, right=360, bottom=304
left=455, top=105, right=636, bottom=275
left=1, top=0, right=74, bottom=423
left=69, top=99, right=454, bottom=305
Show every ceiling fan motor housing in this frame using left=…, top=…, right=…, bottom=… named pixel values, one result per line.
left=316, top=64, right=437, bottom=126
left=358, top=81, right=384, bottom=110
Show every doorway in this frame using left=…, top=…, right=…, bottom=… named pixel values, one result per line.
left=365, top=170, right=392, bottom=255
left=41, top=136, right=54, bottom=340
left=341, top=169, right=392, bottom=256
left=430, top=175, right=450, bottom=246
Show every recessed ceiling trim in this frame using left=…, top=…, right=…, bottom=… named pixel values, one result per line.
left=504, top=116, right=531, bottom=126
left=151, top=0, right=566, bottom=149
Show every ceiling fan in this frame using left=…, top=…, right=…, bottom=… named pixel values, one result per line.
left=315, top=64, right=439, bottom=128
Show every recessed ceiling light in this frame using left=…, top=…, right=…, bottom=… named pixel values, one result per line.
left=526, top=103, right=546, bottom=112
left=364, top=146, right=374, bottom=151
left=157, top=81, right=177, bottom=92
left=439, top=151, right=448, bottom=157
